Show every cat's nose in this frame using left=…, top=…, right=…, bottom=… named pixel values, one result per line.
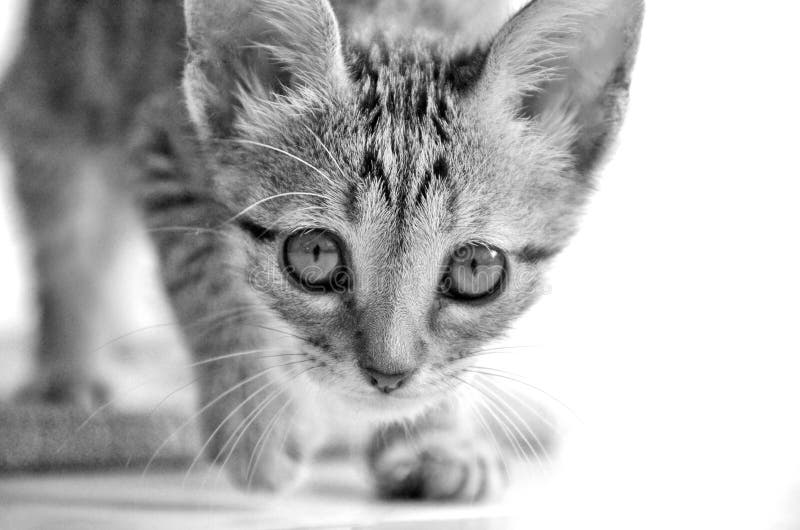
left=361, top=367, right=410, bottom=394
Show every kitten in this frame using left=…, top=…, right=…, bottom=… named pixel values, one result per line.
left=0, top=0, right=643, bottom=500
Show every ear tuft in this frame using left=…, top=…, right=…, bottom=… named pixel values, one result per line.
left=481, top=0, right=644, bottom=176
left=183, top=0, right=346, bottom=139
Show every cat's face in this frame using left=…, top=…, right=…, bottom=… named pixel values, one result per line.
left=208, top=50, right=555, bottom=414
left=183, top=0, right=642, bottom=416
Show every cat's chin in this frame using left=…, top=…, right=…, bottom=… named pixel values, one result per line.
left=330, top=390, right=434, bottom=423
left=300, top=371, right=441, bottom=422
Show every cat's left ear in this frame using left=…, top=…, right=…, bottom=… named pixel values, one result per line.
left=183, top=0, right=347, bottom=139
left=478, top=0, right=644, bottom=175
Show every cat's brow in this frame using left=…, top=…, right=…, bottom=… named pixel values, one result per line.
left=515, top=245, right=561, bottom=264
left=302, top=124, right=348, bottom=182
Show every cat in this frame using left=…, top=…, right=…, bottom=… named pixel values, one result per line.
left=0, top=0, right=643, bottom=500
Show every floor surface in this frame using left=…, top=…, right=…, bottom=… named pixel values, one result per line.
left=0, top=461, right=543, bottom=530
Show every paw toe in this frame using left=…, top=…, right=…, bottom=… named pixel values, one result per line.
left=372, top=439, right=504, bottom=502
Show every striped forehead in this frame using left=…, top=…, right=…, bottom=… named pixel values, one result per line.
left=350, top=40, right=459, bottom=142
left=343, top=39, right=487, bottom=230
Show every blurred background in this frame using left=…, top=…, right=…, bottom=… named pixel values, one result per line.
left=0, top=0, right=27, bottom=398
left=1, top=1, right=800, bottom=529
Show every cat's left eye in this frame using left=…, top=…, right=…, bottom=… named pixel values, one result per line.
left=283, top=230, right=349, bottom=293
left=440, top=244, right=506, bottom=301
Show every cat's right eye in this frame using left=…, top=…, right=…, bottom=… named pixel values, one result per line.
left=283, top=230, right=349, bottom=294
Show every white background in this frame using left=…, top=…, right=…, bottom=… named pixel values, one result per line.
left=1, top=1, right=799, bottom=529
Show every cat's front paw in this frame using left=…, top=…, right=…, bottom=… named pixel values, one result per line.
left=369, top=429, right=508, bottom=502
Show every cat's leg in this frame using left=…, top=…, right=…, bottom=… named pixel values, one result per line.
left=162, top=266, right=323, bottom=490
left=188, top=331, right=323, bottom=491
left=11, top=148, right=130, bottom=409
left=143, top=187, right=321, bottom=490
left=368, top=400, right=510, bottom=502
left=134, top=98, right=325, bottom=490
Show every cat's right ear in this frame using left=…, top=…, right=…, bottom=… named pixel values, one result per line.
left=183, top=0, right=347, bottom=139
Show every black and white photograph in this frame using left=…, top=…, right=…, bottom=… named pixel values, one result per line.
left=0, top=1, right=798, bottom=529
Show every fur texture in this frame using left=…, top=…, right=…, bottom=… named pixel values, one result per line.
left=1, top=0, right=643, bottom=499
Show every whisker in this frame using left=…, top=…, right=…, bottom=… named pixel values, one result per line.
left=303, top=125, right=348, bottom=182
left=147, top=226, right=233, bottom=237
left=210, top=366, right=308, bottom=470
left=441, top=377, right=512, bottom=480
left=241, top=364, right=322, bottom=488
left=85, top=307, right=310, bottom=362
left=469, top=400, right=512, bottom=483
left=81, top=304, right=262, bottom=357
left=456, top=344, right=542, bottom=362
left=466, top=366, right=581, bottom=422
left=226, top=138, right=337, bottom=188
left=189, top=350, right=307, bottom=370
left=245, top=399, right=292, bottom=489
left=223, top=191, right=328, bottom=225
left=56, top=371, right=198, bottom=456
left=272, top=396, right=296, bottom=466
left=210, top=363, right=320, bottom=486
left=61, top=348, right=309, bottom=459
left=452, top=373, right=532, bottom=467
left=116, top=375, right=205, bottom=468
left=186, top=364, right=306, bottom=486
left=477, top=375, right=562, bottom=435
left=244, top=324, right=314, bottom=344
left=87, top=323, right=183, bottom=356
left=146, top=375, right=202, bottom=419
left=264, top=204, right=327, bottom=231
left=478, top=393, right=532, bottom=470
left=202, top=385, right=286, bottom=488
left=470, top=375, right=553, bottom=470
left=400, top=415, right=422, bottom=459
left=189, top=307, right=278, bottom=338
left=141, top=358, right=310, bottom=479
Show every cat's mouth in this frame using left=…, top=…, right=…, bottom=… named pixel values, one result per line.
left=334, top=388, right=435, bottom=420
left=343, top=376, right=452, bottom=419
left=294, top=355, right=455, bottom=422
left=297, top=346, right=450, bottom=416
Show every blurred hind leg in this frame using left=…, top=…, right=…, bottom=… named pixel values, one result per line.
left=12, top=148, right=133, bottom=409
left=28, top=268, right=110, bottom=407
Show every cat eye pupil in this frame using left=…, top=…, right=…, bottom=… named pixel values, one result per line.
left=441, top=244, right=506, bottom=301
left=283, top=230, right=348, bottom=293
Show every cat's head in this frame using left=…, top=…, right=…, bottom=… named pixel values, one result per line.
left=180, top=0, right=643, bottom=417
